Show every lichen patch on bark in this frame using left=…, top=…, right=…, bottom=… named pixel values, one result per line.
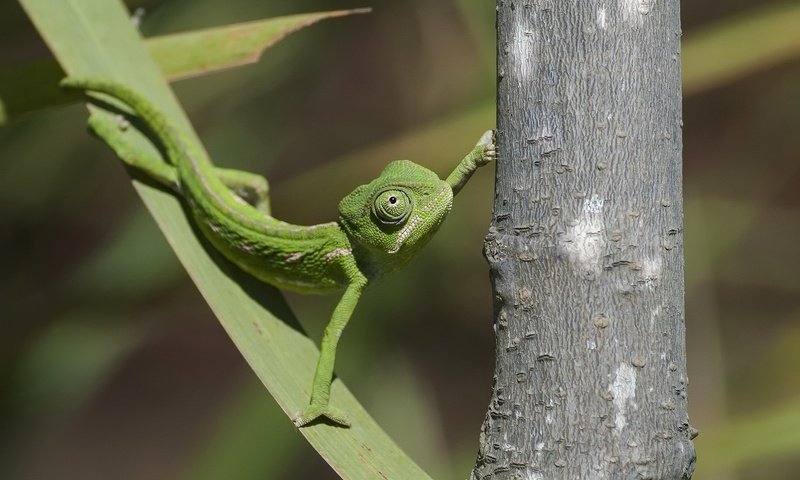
left=611, top=362, right=638, bottom=430
left=559, top=194, right=606, bottom=275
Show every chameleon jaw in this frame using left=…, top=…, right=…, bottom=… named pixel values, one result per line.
left=388, top=182, right=452, bottom=254
left=388, top=213, right=422, bottom=253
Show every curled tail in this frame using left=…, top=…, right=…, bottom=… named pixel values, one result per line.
left=60, top=77, right=185, bottom=166
left=62, top=76, right=303, bottom=237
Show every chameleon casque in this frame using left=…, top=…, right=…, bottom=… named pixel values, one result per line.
left=62, top=77, right=495, bottom=427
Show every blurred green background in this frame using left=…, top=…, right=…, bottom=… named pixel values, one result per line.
left=1, top=1, right=799, bottom=479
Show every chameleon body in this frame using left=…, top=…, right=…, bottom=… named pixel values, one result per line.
left=62, top=77, right=495, bottom=427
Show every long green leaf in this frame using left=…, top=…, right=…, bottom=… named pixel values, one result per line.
left=18, top=0, right=432, bottom=478
left=0, top=9, right=369, bottom=124
left=149, top=9, right=370, bottom=81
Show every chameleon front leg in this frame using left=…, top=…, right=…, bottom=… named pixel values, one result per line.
left=446, top=130, right=496, bottom=195
left=88, top=114, right=271, bottom=213
left=294, top=273, right=367, bottom=427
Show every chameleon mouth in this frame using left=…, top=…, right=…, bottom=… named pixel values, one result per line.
left=388, top=183, right=452, bottom=254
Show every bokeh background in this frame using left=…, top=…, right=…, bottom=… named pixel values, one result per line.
left=1, top=1, right=799, bottom=479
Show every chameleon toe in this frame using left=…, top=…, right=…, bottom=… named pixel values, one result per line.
left=294, top=404, right=352, bottom=428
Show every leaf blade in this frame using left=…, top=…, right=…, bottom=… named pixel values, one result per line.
left=148, top=9, right=371, bottom=81
left=0, top=8, right=369, bottom=124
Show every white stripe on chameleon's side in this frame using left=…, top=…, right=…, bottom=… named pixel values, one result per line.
left=271, top=276, right=322, bottom=289
left=286, top=252, right=305, bottom=263
left=324, top=247, right=353, bottom=261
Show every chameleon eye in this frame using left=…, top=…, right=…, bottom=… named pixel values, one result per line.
left=372, top=189, right=412, bottom=225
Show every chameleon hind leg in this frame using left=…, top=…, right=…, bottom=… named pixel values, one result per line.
left=88, top=114, right=271, bottom=214
left=215, top=168, right=271, bottom=215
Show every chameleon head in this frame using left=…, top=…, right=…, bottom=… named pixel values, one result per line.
left=338, top=160, right=453, bottom=275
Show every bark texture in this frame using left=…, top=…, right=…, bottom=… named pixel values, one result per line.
left=471, top=1, right=696, bottom=479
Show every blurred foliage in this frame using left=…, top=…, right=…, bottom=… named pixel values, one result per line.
left=1, top=0, right=800, bottom=479
left=682, top=2, right=800, bottom=95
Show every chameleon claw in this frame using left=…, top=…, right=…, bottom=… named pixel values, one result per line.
left=482, top=145, right=497, bottom=164
left=293, top=403, right=352, bottom=428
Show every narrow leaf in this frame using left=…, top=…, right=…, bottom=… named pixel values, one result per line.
left=148, top=9, right=371, bottom=81
left=0, top=9, right=369, bottom=124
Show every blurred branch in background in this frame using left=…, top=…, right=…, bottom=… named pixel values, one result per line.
left=682, top=2, right=800, bottom=95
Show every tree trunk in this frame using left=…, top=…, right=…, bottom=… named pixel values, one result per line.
left=471, top=1, right=696, bottom=479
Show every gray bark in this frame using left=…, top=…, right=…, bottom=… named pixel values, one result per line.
left=471, top=1, right=696, bottom=479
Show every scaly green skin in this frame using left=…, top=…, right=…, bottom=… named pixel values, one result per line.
left=61, top=77, right=495, bottom=427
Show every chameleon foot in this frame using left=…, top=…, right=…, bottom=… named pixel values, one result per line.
left=293, top=403, right=352, bottom=428
left=477, top=130, right=497, bottom=166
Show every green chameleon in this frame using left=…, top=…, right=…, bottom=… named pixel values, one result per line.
left=62, top=77, right=495, bottom=427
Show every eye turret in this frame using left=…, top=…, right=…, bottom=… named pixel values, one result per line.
left=372, top=189, right=412, bottom=226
